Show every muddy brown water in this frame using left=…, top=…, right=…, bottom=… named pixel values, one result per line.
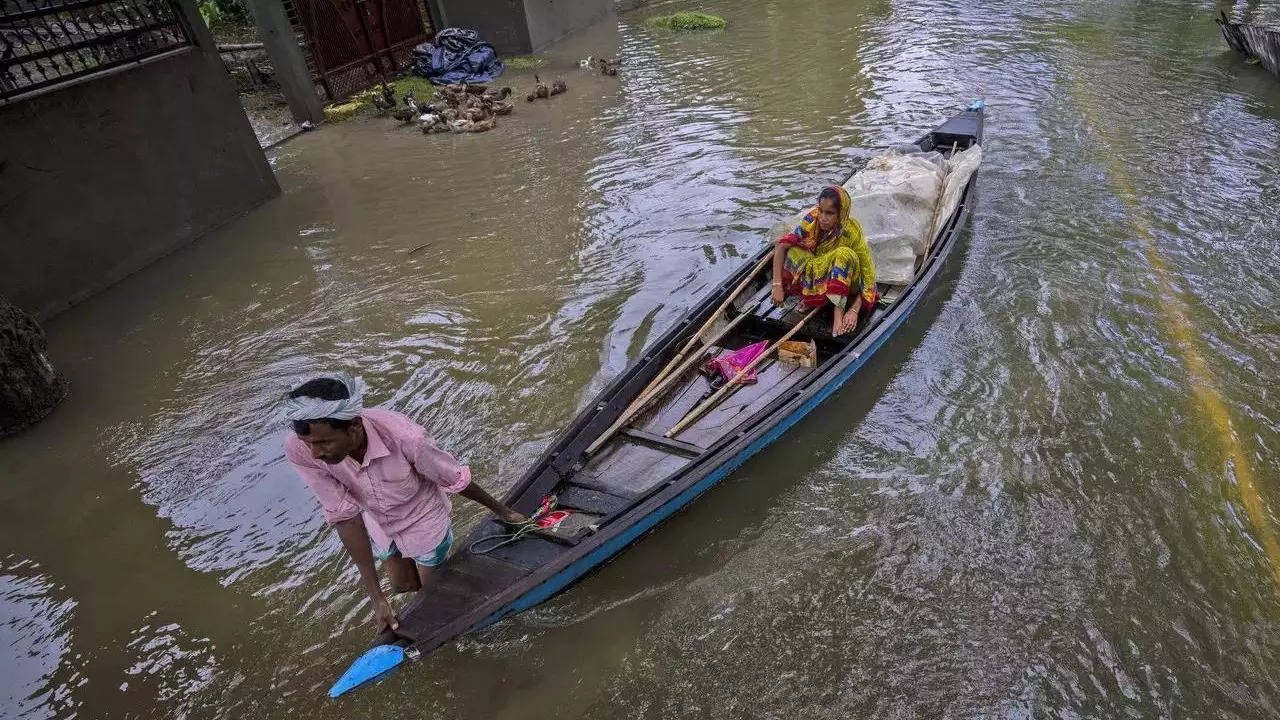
left=4, top=1, right=1280, bottom=717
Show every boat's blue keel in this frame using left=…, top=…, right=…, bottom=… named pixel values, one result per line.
left=328, top=643, right=407, bottom=698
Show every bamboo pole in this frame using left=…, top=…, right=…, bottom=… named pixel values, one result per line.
left=923, top=140, right=959, bottom=260
left=584, top=308, right=754, bottom=456
left=665, top=307, right=820, bottom=438
left=582, top=254, right=771, bottom=457
left=641, top=253, right=771, bottom=399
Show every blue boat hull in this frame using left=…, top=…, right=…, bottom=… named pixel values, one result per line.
left=474, top=158, right=976, bottom=628
left=329, top=104, right=983, bottom=696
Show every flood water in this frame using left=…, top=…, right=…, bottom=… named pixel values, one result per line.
left=5, top=0, right=1280, bottom=717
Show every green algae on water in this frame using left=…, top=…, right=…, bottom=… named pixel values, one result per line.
left=645, top=11, right=726, bottom=30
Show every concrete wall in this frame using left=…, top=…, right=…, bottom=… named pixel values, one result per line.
left=524, top=0, right=615, bottom=51
left=0, top=0, right=279, bottom=319
left=434, top=0, right=614, bottom=54
left=435, top=0, right=531, bottom=55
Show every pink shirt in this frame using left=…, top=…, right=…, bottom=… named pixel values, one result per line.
left=284, top=408, right=471, bottom=557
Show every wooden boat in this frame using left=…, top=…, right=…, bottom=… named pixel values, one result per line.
left=328, top=103, right=985, bottom=697
left=1217, top=11, right=1280, bottom=79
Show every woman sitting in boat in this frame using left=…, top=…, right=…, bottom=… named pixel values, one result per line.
left=770, top=185, right=879, bottom=336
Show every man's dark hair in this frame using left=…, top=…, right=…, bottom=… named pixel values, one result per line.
left=289, top=377, right=355, bottom=434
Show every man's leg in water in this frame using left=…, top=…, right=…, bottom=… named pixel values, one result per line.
left=386, top=555, right=421, bottom=593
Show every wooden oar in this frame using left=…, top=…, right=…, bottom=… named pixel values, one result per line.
left=666, top=307, right=820, bottom=438
left=583, top=253, right=771, bottom=457
left=584, top=308, right=753, bottom=456
left=640, top=253, right=771, bottom=398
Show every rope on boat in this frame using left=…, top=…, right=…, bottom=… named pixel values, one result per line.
left=468, top=521, right=539, bottom=554
left=469, top=496, right=558, bottom=555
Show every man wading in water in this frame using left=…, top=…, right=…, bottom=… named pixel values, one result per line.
left=283, top=372, right=526, bottom=633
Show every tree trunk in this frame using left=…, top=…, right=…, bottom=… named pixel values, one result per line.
left=0, top=296, right=68, bottom=438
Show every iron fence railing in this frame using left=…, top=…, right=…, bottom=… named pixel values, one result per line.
left=1, top=0, right=192, bottom=100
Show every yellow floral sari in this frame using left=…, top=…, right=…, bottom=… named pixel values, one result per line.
left=778, top=185, right=878, bottom=309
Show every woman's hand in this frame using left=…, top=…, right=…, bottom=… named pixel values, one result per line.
left=771, top=245, right=787, bottom=306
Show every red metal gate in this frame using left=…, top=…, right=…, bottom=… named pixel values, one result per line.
left=290, top=0, right=431, bottom=101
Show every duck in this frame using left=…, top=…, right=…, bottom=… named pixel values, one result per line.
left=577, top=54, right=594, bottom=68
left=421, top=113, right=450, bottom=133
left=550, top=76, right=567, bottom=95
left=468, top=116, right=497, bottom=133
left=491, top=100, right=514, bottom=116
left=597, top=57, right=619, bottom=76
left=435, top=84, right=465, bottom=106
left=482, top=86, right=512, bottom=102
left=370, top=82, right=396, bottom=113
left=391, top=92, right=419, bottom=123
left=462, top=106, right=489, bottom=122
left=527, top=74, right=549, bottom=101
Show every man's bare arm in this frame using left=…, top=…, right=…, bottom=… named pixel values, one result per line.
left=460, top=482, right=527, bottom=524
left=333, top=515, right=399, bottom=631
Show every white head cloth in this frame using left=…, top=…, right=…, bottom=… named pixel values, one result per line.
left=283, top=372, right=366, bottom=421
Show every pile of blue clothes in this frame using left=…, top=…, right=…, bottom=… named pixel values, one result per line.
left=412, top=28, right=506, bottom=85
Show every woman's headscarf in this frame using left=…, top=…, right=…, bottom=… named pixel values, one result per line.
left=778, top=185, right=854, bottom=251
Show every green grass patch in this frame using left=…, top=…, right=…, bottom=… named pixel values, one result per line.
left=322, top=100, right=365, bottom=124
left=322, top=75, right=437, bottom=124
left=645, top=11, right=726, bottom=30
left=386, top=75, right=436, bottom=100
left=505, top=55, right=546, bottom=71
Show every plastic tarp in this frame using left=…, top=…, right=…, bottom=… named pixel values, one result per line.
left=930, top=144, right=982, bottom=241
left=412, top=28, right=505, bottom=86
left=842, top=151, right=946, bottom=285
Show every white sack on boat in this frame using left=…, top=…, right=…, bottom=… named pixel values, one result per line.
left=843, top=151, right=946, bottom=284
left=930, top=144, right=982, bottom=242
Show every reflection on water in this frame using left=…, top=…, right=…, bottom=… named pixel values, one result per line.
left=2, top=0, right=1279, bottom=717
left=0, top=558, right=81, bottom=719
left=119, top=614, right=220, bottom=712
